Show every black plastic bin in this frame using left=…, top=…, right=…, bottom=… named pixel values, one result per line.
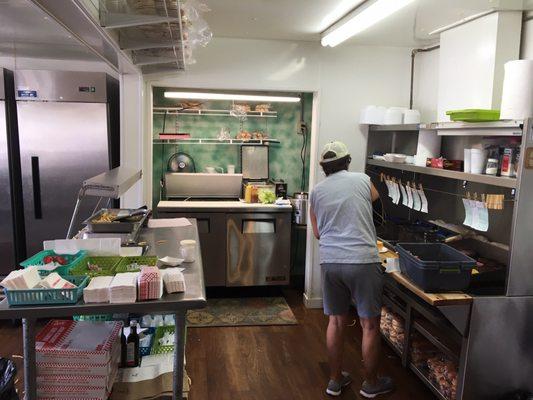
left=396, top=243, right=475, bottom=292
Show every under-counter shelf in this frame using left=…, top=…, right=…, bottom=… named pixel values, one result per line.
left=367, top=159, right=517, bottom=189
left=409, top=363, right=450, bottom=400
left=413, top=319, right=461, bottom=362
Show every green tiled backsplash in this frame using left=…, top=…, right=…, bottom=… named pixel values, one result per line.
left=152, top=88, right=312, bottom=205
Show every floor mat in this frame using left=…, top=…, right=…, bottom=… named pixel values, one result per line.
left=186, top=297, right=298, bottom=327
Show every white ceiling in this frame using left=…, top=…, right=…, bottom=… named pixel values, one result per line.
left=202, top=0, right=532, bottom=47
left=0, top=0, right=100, bottom=62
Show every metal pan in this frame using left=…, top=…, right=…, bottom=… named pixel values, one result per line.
left=84, top=208, right=150, bottom=233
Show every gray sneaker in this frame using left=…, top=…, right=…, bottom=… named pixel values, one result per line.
left=359, top=376, right=394, bottom=398
left=326, top=371, right=353, bottom=396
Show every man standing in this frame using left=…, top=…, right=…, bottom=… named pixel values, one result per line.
left=309, top=141, right=393, bottom=398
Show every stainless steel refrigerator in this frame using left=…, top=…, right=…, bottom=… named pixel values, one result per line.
left=0, top=69, right=120, bottom=274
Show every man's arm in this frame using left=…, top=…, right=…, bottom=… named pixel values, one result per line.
left=370, top=183, right=380, bottom=202
left=310, top=206, right=320, bottom=240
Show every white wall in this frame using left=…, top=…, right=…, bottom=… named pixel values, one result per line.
left=413, top=49, right=440, bottom=123
left=120, top=73, right=144, bottom=208
left=143, top=37, right=412, bottom=307
left=437, top=11, right=522, bottom=121
left=521, top=16, right=533, bottom=59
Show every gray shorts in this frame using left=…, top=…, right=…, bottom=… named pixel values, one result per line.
left=321, top=263, right=383, bottom=318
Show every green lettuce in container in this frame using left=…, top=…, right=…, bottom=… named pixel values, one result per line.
left=258, top=188, right=276, bottom=204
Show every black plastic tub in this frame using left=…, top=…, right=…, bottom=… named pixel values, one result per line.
left=396, top=243, right=475, bottom=292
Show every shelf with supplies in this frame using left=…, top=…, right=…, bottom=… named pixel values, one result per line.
left=368, top=120, right=524, bottom=136
left=153, top=107, right=278, bottom=118
left=367, top=159, right=517, bottom=189
left=153, top=138, right=280, bottom=145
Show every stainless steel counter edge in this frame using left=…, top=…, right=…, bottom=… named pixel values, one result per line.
left=157, top=200, right=293, bottom=213
left=0, top=222, right=207, bottom=319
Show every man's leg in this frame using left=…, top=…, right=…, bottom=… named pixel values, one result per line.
left=359, top=316, right=381, bottom=385
left=327, top=314, right=349, bottom=382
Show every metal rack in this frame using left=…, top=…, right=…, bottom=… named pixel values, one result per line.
left=153, top=107, right=278, bottom=118
left=367, top=159, right=517, bottom=188
left=98, top=0, right=186, bottom=73
left=153, top=138, right=280, bottom=145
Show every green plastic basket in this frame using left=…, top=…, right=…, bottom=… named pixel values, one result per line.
left=4, top=275, right=89, bottom=306
left=20, top=250, right=87, bottom=276
left=116, top=256, right=158, bottom=273
left=446, top=109, right=500, bottom=122
left=150, top=325, right=175, bottom=355
left=73, top=314, right=114, bottom=322
left=69, top=256, right=122, bottom=277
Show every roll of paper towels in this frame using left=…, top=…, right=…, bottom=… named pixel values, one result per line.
left=500, top=60, right=533, bottom=120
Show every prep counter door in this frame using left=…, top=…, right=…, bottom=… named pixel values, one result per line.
left=226, top=212, right=291, bottom=286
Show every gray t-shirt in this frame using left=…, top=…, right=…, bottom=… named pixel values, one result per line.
left=310, top=170, right=379, bottom=264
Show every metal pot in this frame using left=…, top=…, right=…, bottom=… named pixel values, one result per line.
left=291, top=192, right=308, bottom=225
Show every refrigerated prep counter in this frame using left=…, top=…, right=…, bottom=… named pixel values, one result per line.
left=157, top=200, right=292, bottom=287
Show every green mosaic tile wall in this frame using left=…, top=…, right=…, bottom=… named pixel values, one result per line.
left=152, top=88, right=312, bottom=205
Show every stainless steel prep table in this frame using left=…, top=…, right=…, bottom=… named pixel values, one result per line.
left=0, top=222, right=207, bottom=400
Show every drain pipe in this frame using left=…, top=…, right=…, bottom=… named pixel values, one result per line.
left=409, top=44, right=440, bottom=109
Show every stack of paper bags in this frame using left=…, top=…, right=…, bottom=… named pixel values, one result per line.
left=83, top=276, right=114, bottom=303
left=137, top=267, right=163, bottom=301
left=0, top=268, right=41, bottom=290
left=109, top=273, right=138, bottom=303
left=35, top=320, right=122, bottom=399
left=162, top=268, right=186, bottom=294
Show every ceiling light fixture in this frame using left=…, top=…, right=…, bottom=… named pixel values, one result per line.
left=321, top=0, right=414, bottom=47
left=164, top=92, right=301, bottom=103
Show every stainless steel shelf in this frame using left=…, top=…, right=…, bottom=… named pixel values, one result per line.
left=367, top=159, right=517, bottom=188
left=368, top=124, right=421, bottom=132
left=153, top=138, right=280, bottom=145
left=434, top=120, right=523, bottom=136
left=154, top=107, right=278, bottom=118
left=413, top=320, right=460, bottom=362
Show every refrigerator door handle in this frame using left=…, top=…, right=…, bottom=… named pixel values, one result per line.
left=31, top=156, right=42, bottom=219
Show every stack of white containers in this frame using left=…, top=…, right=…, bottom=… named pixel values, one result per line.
left=35, top=320, right=122, bottom=399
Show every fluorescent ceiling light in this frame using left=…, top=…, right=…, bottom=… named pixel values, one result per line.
left=164, top=91, right=300, bottom=102
left=319, top=0, right=366, bottom=31
left=321, top=0, right=414, bottom=47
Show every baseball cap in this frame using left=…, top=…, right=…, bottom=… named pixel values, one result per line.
left=320, top=141, right=350, bottom=164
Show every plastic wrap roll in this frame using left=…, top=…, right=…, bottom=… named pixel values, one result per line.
left=500, top=60, right=533, bottom=120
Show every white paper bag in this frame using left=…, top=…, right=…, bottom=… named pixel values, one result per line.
left=418, top=188, right=428, bottom=213
left=400, top=185, right=408, bottom=206
left=412, top=187, right=421, bottom=211
left=462, top=198, right=473, bottom=227
left=476, top=201, right=489, bottom=232
left=406, top=185, right=414, bottom=209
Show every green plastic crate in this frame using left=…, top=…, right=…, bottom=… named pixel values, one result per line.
left=4, top=275, right=89, bottom=306
left=69, top=256, right=122, bottom=277
left=20, top=250, right=87, bottom=276
left=115, top=256, right=158, bottom=273
left=150, top=325, right=175, bottom=355
left=446, top=109, right=500, bottom=122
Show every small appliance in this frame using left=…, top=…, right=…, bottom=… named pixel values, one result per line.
left=291, top=192, right=308, bottom=225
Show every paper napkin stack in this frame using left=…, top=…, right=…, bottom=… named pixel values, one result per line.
left=109, top=272, right=138, bottom=303
left=0, top=268, right=41, bottom=290
left=83, top=276, right=114, bottom=303
left=162, top=268, right=186, bottom=294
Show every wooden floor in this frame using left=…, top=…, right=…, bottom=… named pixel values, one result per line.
left=186, top=289, right=433, bottom=400
left=0, top=289, right=433, bottom=400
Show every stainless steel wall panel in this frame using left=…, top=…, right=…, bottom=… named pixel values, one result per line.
left=507, top=119, right=533, bottom=296
left=17, top=102, right=109, bottom=255
left=14, top=70, right=107, bottom=103
left=462, top=296, right=533, bottom=399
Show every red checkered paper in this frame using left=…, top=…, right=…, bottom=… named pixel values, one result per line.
left=137, top=266, right=163, bottom=300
